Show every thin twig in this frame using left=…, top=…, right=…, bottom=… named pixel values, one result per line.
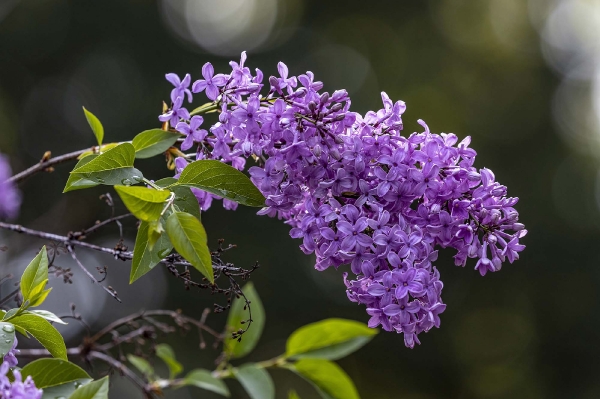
left=8, top=148, right=92, bottom=184
left=90, top=309, right=221, bottom=343
left=70, top=213, right=133, bottom=240
left=66, top=245, right=121, bottom=302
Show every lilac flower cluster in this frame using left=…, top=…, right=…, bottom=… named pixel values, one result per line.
left=0, top=338, right=42, bottom=399
left=160, top=52, right=526, bottom=347
left=0, top=154, right=21, bottom=220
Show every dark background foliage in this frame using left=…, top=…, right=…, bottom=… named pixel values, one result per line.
left=0, top=0, right=598, bottom=398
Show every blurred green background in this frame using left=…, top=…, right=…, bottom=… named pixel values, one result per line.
left=1, top=0, right=599, bottom=398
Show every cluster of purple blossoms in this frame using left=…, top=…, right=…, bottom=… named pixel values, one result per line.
left=0, top=338, right=42, bottom=399
left=160, top=52, right=526, bottom=347
left=0, top=154, right=21, bottom=220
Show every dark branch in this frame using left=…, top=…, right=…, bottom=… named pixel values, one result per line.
left=8, top=148, right=92, bottom=184
left=0, top=221, right=244, bottom=273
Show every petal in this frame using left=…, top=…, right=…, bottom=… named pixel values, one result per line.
left=212, top=74, right=228, bottom=86
left=383, top=304, right=402, bottom=316
left=206, top=84, right=220, bottom=101
left=192, top=80, right=208, bottom=93
left=165, top=73, right=181, bottom=86
left=202, top=62, right=214, bottom=79
left=277, top=61, right=289, bottom=79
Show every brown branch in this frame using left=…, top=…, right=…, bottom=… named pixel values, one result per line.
left=8, top=148, right=92, bottom=184
left=0, top=221, right=244, bottom=273
left=18, top=347, right=82, bottom=357
left=90, top=309, right=221, bottom=343
left=88, top=351, right=155, bottom=398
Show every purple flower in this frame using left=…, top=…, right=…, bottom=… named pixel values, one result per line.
left=393, top=268, right=424, bottom=299
left=2, top=337, right=19, bottom=368
left=165, top=73, right=193, bottom=104
left=0, top=361, right=42, bottom=399
left=176, top=116, right=208, bottom=151
left=192, top=63, right=228, bottom=101
left=0, top=155, right=21, bottom=220
left=159, top=96, right=190, bottom=128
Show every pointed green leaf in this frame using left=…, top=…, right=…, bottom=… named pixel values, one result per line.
left=127, top=355, right=154, bottom=377
left=165, top=211, right=213, bottom=283
left=70, top=143, right=143, bottom=185
left=68, top=376, right=109, bottom=399
left=83, top=107, right=104, bottom=146
left=129, top=221, right=173, bottom=284
left=114, top=185, right=170, bottom=222
left=289, top=390, right=301, bottom=399
left=155, top=344, right=183, bottom=379
left=286, top=319, right=377, bottom=360
left=181, top=369, right=230, bottom=397
left=2, top=309, right=18, bottom=322
left=21, top=246, right=49, bottom=303
left=234, top=364, right=274, bottom=399
left=20, top=358, right=91, bottom=389
left=11, top=314, right=67, bottom=360
left=293, top=359, right=359, bottom=399
left=132, top=129, right=181, bottom=159
left=27, top=310, right=67, bottom=325
left=0, top=322, right=15, bottom=358
left=63, top=155, right=100, bottom=192
left=175, top=160, right=265, bottom=207
left=224, top=282, right=265, bottom=359
left=28, top=287, right=52, bottom=308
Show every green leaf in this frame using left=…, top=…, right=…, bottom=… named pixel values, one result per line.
left=155, top=344, right=183, bottom=379
left=63, top=155, right=100, bottom=192
left=70, top=143, right=143, bottom=185
left=289, top=390, right=301, bottom=399
left=40, top=379, right=93, bottom=399
left=165, top=211, right=213, bottom=283
left=224, top=282, right=265, bottom=359
left=114, top=185, right=171, bottom=222
left=127, top=354, right=154, bottom=377
left=129, top=221, right=173, bottom=284
left=147, top=220, right=164, bottom=250
left=78, top=143, right=120, bottom=160
left=181, top=369, right=230, bottom=397
left=234, top=364, right=274, bottom=399
left=172, top=186, right=202, bottom=220
left=11, top=314, right=67, bottom=360
left=175, top=160, right=265, bottom=207
left=0, top=322, right=15, bottom=358
left=83, top=107, right=104, bottom=146
left=156, top=178, right=202, bottom=221
left=20, top=358, right=91, bottom=389
left=285, top=319, right=377, bottom=360
left=293, top=359, right=359, bottom=399
left=68, top=376, right=109, bottom=399
left=28, top=287, right=52, bottom=308
left=20, top=246, right=49, bottom=304
left=132, top=129, right=181, bottom=159
left=27, top=310, right=67, bottom=325
left=2, top=309, right=17, bottom=321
